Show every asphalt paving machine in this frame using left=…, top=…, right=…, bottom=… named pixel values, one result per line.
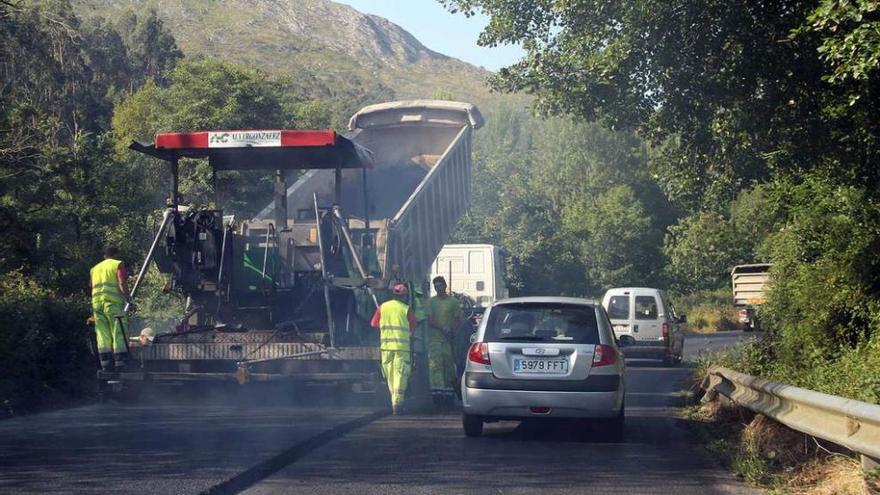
left=98, top=100, right=483, bottom=403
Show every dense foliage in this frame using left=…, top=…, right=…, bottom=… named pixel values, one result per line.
left=455, top=108, right=672, bottom=295
left=445, top=0, right=880, bottom=402
left=0, top=0, right=179, bottom=410
left=0, top=0, right=392, bottom=412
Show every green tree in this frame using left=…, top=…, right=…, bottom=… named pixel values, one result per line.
left=757, top=175, right=880, bottom=402
left=443, top=0, right=879, bottom=211
left=729, top=183, right=786, bottom=261
left=0, top=1, right=153, bottom=284
left=663, top=182, right=787, bottom=292
left=807, top=0, right=880, bottom=86
left=455, top=103, right=668, bottom=296
left=565, top=185, right=663, bottom=290
left=118, top=7, right=182, bottom=87
left=0, top=1, right=165, bottom=410
left=664, top=212, right=745, bottom=292
left=80, top=16, right=135, bottom=126
left=288, top=99, right=336, bottom=129
left=112, top=58, right=293, bottom=216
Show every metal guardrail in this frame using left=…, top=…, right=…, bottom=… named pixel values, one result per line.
left=702, top=366, right=880, bottom=471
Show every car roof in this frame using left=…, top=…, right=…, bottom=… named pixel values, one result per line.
left=492, top=296, right=600, bottom=307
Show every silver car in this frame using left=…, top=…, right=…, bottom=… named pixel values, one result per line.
left=460, top=297, right=626, bottom=438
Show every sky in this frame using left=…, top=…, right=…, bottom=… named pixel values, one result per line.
left=337, top=0, right=524, bottom=71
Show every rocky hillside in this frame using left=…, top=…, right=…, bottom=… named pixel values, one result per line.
left=75, top=0, right=507, bottom=108
left=273, top=0, right=446, bottom=65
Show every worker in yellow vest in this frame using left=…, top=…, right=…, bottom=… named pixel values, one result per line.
left=426, top=276, right=463, bottom=398
left=89, top=246, right=132, bottom=371
left=370, top=283, right=417, bottom=415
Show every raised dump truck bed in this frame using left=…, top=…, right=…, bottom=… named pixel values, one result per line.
left=731, top=263, right=772, bottom=331
left=731, top=264, right=772, bottom=307
left=265, top=100, right=483, bottom=285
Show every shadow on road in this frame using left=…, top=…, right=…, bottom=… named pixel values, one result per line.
left=624, top=359, right=695, bottom=369
left=483, top=418, right=624, bottom=443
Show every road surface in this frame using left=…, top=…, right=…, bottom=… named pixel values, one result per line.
left=0, top=331, right=760, bottom=494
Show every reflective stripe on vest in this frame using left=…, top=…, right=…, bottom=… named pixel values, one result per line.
left=379, top=300, right=411, bottom=351
left=90, top=258, right=123, bottom=304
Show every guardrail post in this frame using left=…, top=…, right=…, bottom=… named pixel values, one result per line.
left=700, top=373, right=721, bottom=403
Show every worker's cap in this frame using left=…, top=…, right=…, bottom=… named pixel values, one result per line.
left=139, top=327, right=156, bottom=345
left=391, top=283, right=408, bottom=296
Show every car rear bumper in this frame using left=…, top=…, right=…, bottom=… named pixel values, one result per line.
left=464, top=372, right=619, bottom=392
left=461, top=374, right=624, bottom=419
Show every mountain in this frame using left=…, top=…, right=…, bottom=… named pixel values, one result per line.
left=74, top=0, right=511, bottom=109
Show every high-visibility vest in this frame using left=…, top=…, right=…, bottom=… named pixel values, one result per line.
left=379, top=299, right=411, bottom=351
left=90, top=258, right=123, bottom=306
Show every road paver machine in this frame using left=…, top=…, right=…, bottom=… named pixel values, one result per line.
left=99, top=100, right=483, bottom=400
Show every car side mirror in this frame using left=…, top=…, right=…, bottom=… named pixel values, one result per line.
left=617, top=335, right=634, bottom=348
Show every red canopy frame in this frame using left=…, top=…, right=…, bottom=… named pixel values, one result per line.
left=130, top=129, right=374, bottom=213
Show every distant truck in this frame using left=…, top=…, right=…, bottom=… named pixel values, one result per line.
left=430, top=244, right=508, bottom=307
left=731, top=264, right=772, bottom=331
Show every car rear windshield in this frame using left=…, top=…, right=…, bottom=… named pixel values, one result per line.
left=483, top=303, right=600, bottom=344
left=607, top=295, right=629, bottom=319
left=634, top=296, right=658, bottom=320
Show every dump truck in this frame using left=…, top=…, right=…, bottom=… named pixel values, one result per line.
left=99, top=100, right=483, bottom=400
left=731, top=263, right=772, bottom=331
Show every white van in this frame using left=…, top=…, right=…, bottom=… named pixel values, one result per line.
left=431, top=244, right=508, bottom=307
left=601, top=287, right=685, bottom=365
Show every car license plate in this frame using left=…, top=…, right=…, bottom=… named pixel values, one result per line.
left=513, top=358, right=569, bottom=374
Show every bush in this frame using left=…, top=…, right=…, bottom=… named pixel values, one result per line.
left=672, top=288, right=740, bottom=333
left=693, top=177, right=880, bottom=405
left=0, top=271, right=95, bottom=414
left=761, top=333, right=880, bottom=404
left=756, top=177, right=880, bottom=404
left=694, top=338, right=771, bottom=379
left=664, top=213, right=745, bottom=292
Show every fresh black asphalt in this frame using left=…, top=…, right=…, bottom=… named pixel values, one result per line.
left=0, top=331, right=760, bottom=494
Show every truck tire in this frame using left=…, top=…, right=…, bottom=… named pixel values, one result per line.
left=463, top=414, right=483, bottom=437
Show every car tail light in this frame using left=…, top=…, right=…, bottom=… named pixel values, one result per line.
left=662, top=322, right=669, bottom=339
left=592, top=344, right=617, bottom=367
left=467, top=342, right=490, bottom=365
